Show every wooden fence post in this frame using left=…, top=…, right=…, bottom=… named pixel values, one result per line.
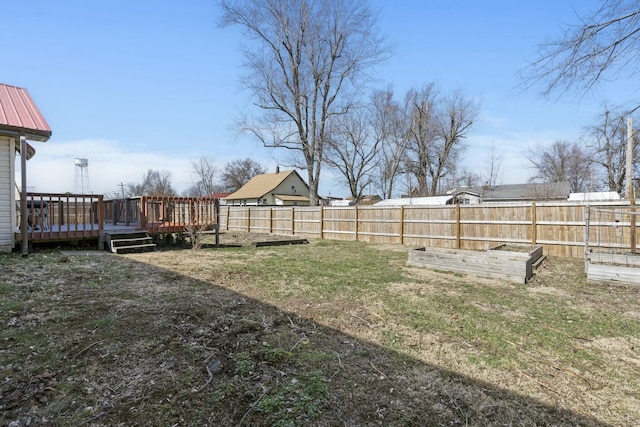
left=319, top=206, right=323, bottom=239
left=269, top=207, right=273, bottom=234
left=631, top=199, right=636, bottom=253
left=291, top=207, right=295, bottom=235
left=247, top=207, right=251, bottom=232
left=531, top=202, right=537, bottom=245
left=455, top=204, right=461, bottom=249
left=354, top=206, right=359, bottom=241
left=399, top=205, right=404, bottom=245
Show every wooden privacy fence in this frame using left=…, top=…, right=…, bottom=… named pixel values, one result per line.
left=221, top=201, right=638, bottom=258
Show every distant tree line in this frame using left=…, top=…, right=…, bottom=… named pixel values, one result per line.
left=529, top=107, right=640, bottom=194
left=124, top=157, right=266, bottom=198
left=127, top=0, right=640, bottom=201
left=524, top=0, right=640, bottom=196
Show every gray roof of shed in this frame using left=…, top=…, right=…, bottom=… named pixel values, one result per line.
left=459, top=182, right=571, bottom=201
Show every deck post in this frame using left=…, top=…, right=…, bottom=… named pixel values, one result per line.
left=140, top=196, right=147, bottom=229
left=98, top=195, right=104, bottom=250
left=20, top=135, right=28, bottom=256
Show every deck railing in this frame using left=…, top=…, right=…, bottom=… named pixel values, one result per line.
left=16, top=194, right=218, bottom=245
left=104, top=196, right=219, bottom=234
left=16, top=193, right=104, bottom=242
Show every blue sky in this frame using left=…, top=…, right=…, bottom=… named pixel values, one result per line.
left=3, top=0, right=632, bottom=197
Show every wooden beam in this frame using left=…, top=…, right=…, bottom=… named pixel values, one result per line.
left=20, top=135, right=28, bottom=256
left=531, top=202, right=537, bottom=245
left=399, top=205, right=405, bottom=245
left=455, top=204, right=461, bottom=249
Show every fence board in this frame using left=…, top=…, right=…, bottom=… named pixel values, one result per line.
left=221, top=201, right=632, bottom=258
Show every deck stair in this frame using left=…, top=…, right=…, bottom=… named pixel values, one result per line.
left=104, top=231, right=156, bottom=254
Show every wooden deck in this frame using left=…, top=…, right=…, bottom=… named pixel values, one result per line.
left=16, top=193, right=219, bottom=249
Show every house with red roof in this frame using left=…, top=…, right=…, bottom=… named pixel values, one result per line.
left=0, top=83, right=52, bottom=252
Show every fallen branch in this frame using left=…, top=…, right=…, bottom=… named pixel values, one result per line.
left=79, top=411, right=107, bottom=425
left=72, top=339, right=107, bottom=359
left=238, top=389, right=269, bottom=426
left=192, top=365, right=213, bottom=393
left=543, top=326, right=591, bottom=342
left=333, top=351, right=343, bottom=369
left=350, top=312, right=372, bottom=328
left=517, top=369, right=562, bottom=396
left=286, top=315, right=297, bottom=328
left=290, top=336, right=308, bottom=352
left=370, top=311, right=385, bottom=323
left=370, top=362, right=387, bottom=380
left=552, top=365, right=598, bottom=390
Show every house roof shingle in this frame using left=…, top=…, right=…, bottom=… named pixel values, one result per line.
left=0, top=83, right=51, bottom=142
left=458, top=182, right=571, bottom=201
left=225, top=170, right=305, bottom=200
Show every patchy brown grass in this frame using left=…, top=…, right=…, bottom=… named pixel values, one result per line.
left=1, top=234, right=638, bottom=426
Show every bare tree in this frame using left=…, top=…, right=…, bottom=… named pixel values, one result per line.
left=186, top=156, right=220, bottom=197
left=583, top=108, right=640, bottom=194
left=404, top=84, right=439, bottom=196
left=433, top=90, right=479, bottom=193
left=525, top=1, right=640, bottom=98
left=528, top=140, right=593, bottom=192
left=221, top=158, right=267, bottom=192
left=483, top=142, right=503, bottom=186
left=370, top=89, right=408, bottom=199
left=219, top=0, right=390, bottom=205
left=127, top=169, right=176, bottom=197
left=405, top=86, right=479, bottom=196
left=324, top=105, right=381, bottom=200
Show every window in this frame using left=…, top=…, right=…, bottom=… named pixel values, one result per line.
left=291, top=185, right=296, bottom=193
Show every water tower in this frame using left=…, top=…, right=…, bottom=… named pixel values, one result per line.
left=74, top=158, right=90, bottom=194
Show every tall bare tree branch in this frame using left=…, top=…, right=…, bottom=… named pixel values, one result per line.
left=219, top=0, right=390, bottom=204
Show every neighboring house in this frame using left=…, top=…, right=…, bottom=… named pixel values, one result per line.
left=224, top=169, right=311, bottom=206
left=568, top=192, right=621, bottom=202
left=455, top=182, right=571, bottom=203
left=209, top=192, right=232, bottom=206
left=374, top=196, right=454, bottom=206
left=329, top=199, right=356, bottom=207
left=0, top=83, right=52, bottom=252
left=375, top=182, right=572, bottom=207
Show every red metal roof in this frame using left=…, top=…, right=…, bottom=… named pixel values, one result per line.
left=0, top=83, right=51, bottom=141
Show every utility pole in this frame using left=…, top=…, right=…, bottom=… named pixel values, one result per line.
left=627, top=117, right=636, bottom=253
left=626, top=117, right=634, bottom=199
left=118, top=182, right=126, bottom=198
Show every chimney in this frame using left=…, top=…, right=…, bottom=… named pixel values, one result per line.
left=275, top=165, right=280, bottom=174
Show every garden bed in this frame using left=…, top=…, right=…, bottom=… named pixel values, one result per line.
left=407, top=244, right=543, bottom=283
left=587, top=250, right=640, bottom=286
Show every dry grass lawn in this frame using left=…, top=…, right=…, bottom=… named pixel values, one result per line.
left=1, top=233, right=639, bottom=426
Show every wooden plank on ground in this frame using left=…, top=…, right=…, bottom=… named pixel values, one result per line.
left=253, top=238, right=309, bottom=247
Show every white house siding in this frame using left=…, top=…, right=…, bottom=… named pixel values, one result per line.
left=0, top=136, right=16, bottom=252
left=272, top=174, right=307, bottom=198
